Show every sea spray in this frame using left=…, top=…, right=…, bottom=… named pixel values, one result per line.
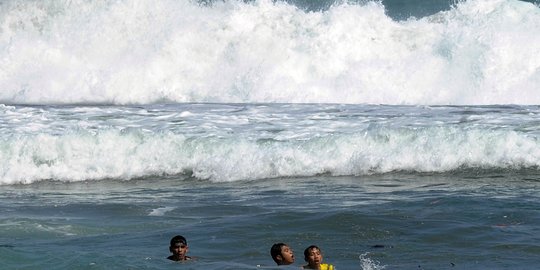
left=1, top=0, right=539, bottom=105
left=2, top=118, right=539, bottom=184
left=359, top=253, right=386, bottom=270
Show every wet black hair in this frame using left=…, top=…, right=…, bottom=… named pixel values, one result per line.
left=170, top=235, right=187, bottom=247
left=270, top=243, right=287, bottom=263
left=304, top=245, right=320, bottom=261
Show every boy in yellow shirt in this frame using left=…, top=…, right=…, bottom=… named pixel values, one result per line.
left=302, top=245, right=334, bottom=270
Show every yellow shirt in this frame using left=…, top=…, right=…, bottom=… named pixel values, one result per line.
left=320, top=264, right=334, bottom=270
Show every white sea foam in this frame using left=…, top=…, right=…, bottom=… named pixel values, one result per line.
left=1, top=125, right=539, bottom=185
left=0, top=0, right=539, bottom=105
left=359, top=253, right=386, bottom=270
left=148, top=206, right=176, bottom=216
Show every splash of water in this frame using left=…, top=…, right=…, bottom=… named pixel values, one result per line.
left=1, top=0, right=539, bottom=105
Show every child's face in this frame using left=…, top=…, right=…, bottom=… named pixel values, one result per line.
left=280, top=245, right=295, bottom=264
left=170, top=243, right=189, bottom=259
left=305, top=247, right=322, bottom=267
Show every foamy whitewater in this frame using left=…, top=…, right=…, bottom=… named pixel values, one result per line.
left=2, top=103, right=540, bottom=185
left=1, top=0, right=540, bottom=105
left=1, top=0, right=540, bottom=269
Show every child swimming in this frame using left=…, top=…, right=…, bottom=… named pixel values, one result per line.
left=270, top=243, right=295, bottom=265
left=303, top=245, right=334, bottom=270
left=167, top=235, right=192, bottom=261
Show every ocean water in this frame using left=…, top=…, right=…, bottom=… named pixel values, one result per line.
left=1, top=0, right=540, bottom=269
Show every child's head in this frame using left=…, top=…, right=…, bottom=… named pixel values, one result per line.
left=304, top=245, right=323, bottom=268
left=270, top=243, right=295, bottom=265
left=169, top=235, right=189, bottom=260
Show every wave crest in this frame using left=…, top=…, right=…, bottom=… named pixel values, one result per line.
left=1, top=0, right=539, bottom=105
left=1, top=126, right=539, bottom=184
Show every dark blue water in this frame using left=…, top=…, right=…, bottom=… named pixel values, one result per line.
left=289, top=0, right=456, bottom=19
left=206, top=0, right=540, bottom=20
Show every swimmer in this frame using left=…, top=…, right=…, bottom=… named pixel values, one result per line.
left=270, top=243, right=295, bottom=265
left=167, top=235, right=192, bottom=261
left=303, top=245, right=334, bottom=270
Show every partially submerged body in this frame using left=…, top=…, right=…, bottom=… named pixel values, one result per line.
left=302, top=245, right=334, bottom=270
left=168, top=235, right=192, bottom=261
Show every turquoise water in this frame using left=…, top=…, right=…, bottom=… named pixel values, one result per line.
left=2, top=171, right=540, bottom=269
